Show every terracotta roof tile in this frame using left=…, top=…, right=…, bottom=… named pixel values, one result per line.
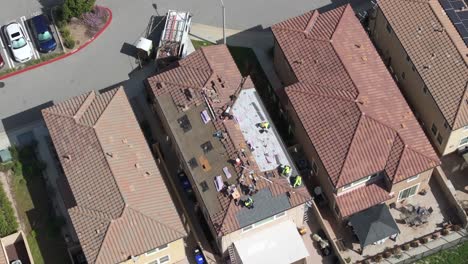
left=43, top=88, right=186, bottom=264
left=378, top=0, right=468, bottom=129
left=336, top=181, right=392, bottom=217
left=272, top=5, right=440, bottom=188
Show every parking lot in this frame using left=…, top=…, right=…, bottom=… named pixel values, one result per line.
left=0, top=10, right=62, bottom=70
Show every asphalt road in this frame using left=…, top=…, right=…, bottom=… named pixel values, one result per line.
left=0, top=0, right=371, bottom=134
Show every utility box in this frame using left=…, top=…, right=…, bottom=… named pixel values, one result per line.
left=136, top=37, right=153, bottom=61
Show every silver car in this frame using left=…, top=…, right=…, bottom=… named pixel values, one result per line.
left=3, top=22, right=33, bottom=63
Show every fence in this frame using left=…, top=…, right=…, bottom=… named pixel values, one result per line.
left=365, top=229, right=468, bottom=264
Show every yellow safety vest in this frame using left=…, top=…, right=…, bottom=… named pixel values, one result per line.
left=294, top=176, right=302, bottom=187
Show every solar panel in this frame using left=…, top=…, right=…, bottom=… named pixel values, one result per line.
left=451, top=0, right=466, bottom=10
left=439, top=0, right=453, bottom=10
left=446, top=9, right=461, bottom=23
left=454, top=22, right=468, bottom=38
left=458, top=10, right=468, bottom=20
left=463, top=20, right=468, bottom=27
left=464, top=38, right=468, bottom=46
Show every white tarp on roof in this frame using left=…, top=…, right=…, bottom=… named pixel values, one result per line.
left=234, top=220, right=309, bottom=264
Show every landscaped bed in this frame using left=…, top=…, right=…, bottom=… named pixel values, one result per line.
left=416, top=241, right=468, bottom=264
left=6, top=145, right=69, bottom=264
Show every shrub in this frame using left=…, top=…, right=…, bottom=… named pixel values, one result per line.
left=452, top=225, right=461, bottom=231
left=373, top=254, right=383, bottom=263
left=402, top=244, right=410, bottom=251
left=411, top=240, right=419, bottom=247
left=60, top=27, right=71, bottom=38
left=64, top=37, right=75, bottom=49
left=392, top=246, right=401, bottom=255
left=0, top=182, right=18, bottom=237
left=383, top=251, right=392, bottom=258
left=420, top=237, right=429, bottom=244
left=432, top=232, right=440, bottom=239
left=344, top=257, right=351, bottom=263
left=442, top=228, right=450, bottom=236
left=61, top=0, right=95, bottom=21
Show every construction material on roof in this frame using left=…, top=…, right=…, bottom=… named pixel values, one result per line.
left=157, top=10, right=192, bottom=60
left=349, top=204, right=400, bottom=248
left=232, top=89, right=296, bottom=172
left=234, top=220, right=309, bottom=264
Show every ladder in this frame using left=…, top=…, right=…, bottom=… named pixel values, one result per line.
left=228, top=245, right=238, bottom=264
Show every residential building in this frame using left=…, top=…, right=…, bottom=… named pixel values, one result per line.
left=146, top=45, right=311, bottom=263
left=271, top=4, right=440, bottom=246
left=369, top=0, right=468, bottom=155
left=42, top=88, right=187, bottom=264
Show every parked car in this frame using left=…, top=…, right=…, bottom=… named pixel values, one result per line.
left=194, top=246, right=207, bottom=264
left=30, top=15, right=57, bottom=53
left=178, top=171, right=193, bottom=194
left=0, top=52, right=4, bottom=68
left=3, top=22, right=33, bottom=62
left=11, top=260, right=22, bottom=264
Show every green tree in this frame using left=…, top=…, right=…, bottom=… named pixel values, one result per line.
left=61, top=0, right=95, bottom=21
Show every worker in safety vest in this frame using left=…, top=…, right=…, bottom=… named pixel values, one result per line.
left=259, top=121, right=270, bottom=129
left=293, top=175, right=302, bottom=188
left=281, top=165, right=291, bottom=176
left=244, top=197, right=254, bottom=208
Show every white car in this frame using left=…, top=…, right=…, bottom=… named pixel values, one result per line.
left=3, top=22, right=33, bottom=63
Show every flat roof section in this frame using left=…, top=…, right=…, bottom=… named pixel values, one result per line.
left=232, top=89, right=297, bottom=173
left=158, top=93, right=238, bottom=215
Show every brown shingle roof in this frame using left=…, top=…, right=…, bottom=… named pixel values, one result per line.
left=147, top=45, right=311, bottom=236
left=272, top=5, right=440, bottom=188
left=43, top=88, right=186, bottom=264
left=378, top=0, right=468, bottom=129
left=335, top=181, right=391, bottom=217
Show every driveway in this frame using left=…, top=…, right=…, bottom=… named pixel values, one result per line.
left=0, top=0, right=372, bottom=135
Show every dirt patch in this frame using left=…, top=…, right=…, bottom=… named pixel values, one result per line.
left=67, top=19, right=88, bottom=47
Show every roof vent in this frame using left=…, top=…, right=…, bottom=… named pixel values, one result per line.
left=361, top=56, right=368, bottom=61
left=355, top=44, right=362, bottom=48
left=122, top=138, right=128, bottom=144
left=314, top=59, right=318, bottom=64
left=145, top=171, right=151, bottom=177
left=156, top=82, right=165, bottom=89
left=293, top=59, right=303, bottom=65
left=96, top=229, right=100, bottom=234
left=431, top=53, right=436, bottom=60
left=106, top=152, right=113, bottom=158
left=400, top=123, right=407, bottom=129
left=135, top=163, right=140, bottom=169
left=417, top=26, right=423, bottom=34
left=63, top=155, right=71, bottom=162
left=423, top=65, right=431, bottom=69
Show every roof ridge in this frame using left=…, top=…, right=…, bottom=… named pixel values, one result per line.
left=336, top=113, right=364, bottom=187
left=125, top=206, right=186, bottom=237
left=287, top=82, right=357, bottom=102
left=303, top=10, right=320, bottom=34
left=93, top=87, right=122, bottom=127
left=330, top=4, right=351, bottom=42
left=69, top=205, right=115, bottom=221
left=452, top=81, right=468, bottom=129
left=74, top=91, right=97, bottom=123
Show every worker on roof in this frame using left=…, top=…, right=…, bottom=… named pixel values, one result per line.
left=293, top=175, right=302, bottom=188
left=259, top=121, right=270, bottom=129
left=281, top=165, right=292, bottom=176
left=244, top=197, right=254, bottom=209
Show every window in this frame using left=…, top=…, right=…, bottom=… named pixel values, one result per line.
left=431, top=123, right=438, bottom=135
left=146, top=244, right=169, bottom=256
left=342, top=172, right=382, bottom=190
left=406, top=174, right=419, bottom=183
left=386, top=22, right=392, bottom=34
left=241, top=212, right=287, bottom=232
left=398, top=184, right=419, bottom=201
left=460, top=137, right=468, bottom=146
left=311, top=160, right=318, bottom=175
left=159, top=255, right=170, bottom=264
left=437, top=134, right=443, bottom=145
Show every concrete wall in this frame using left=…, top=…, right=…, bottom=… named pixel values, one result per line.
left=432, top=166, right=468, bottom=228
left=369, top=8, right=468, bottom=155
left=1, top=231, right=34, bottom=264
left=120, top=238, right=186, bottom=264
left=220, top=204, right=305, bottom=253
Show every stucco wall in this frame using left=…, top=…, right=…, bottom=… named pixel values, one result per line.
left=220, top=204, right=305, bottom=253
left=369, top=8, right=468, bottom=155
left=120, top=238, right=186, bottom=264
left=388, top=169, right=433, bottom=204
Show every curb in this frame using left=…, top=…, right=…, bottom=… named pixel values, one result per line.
left=0, top=7, right=113, bottom=81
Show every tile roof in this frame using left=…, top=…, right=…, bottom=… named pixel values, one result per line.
left=272, top=5, right=440, bottom=188
left=378, top=0, right=468, bottom=129
left=335, top=181, right=392, bottom=217
left=43, top=88, right=186, bottom=264
left=147, top=45, right=311, bottom=236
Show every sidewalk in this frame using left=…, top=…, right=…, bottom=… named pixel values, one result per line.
left=190, top=23, right=283, bottom=91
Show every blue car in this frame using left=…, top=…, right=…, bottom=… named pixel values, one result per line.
left=30, top=15, right=57, bottom=53
left=194, top=247, right=206, bottom=264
